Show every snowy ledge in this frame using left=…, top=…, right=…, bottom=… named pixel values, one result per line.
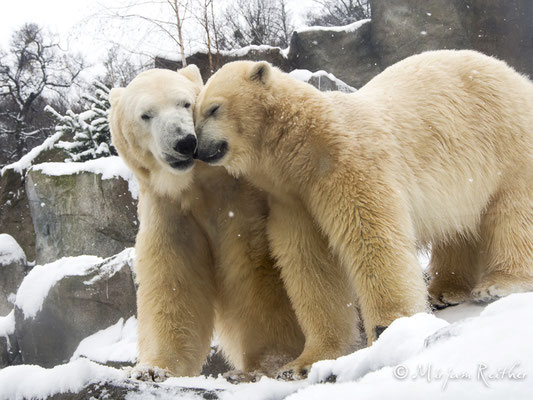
left=31, top=156, right=139, bottom=200
left=0, top=131, right=63, bottom=176
left=295, top=19, right=371, bottom=34
left=224, top=44, right=287, bottom=58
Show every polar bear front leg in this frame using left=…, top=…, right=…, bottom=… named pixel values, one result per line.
left=134, top=192, right=216, bottom=378
left=308, top=175, right=428, bottom=344
left=267, top=197, right=363, bottom=379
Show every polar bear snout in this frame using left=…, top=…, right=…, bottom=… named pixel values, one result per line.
left=174, top=134, right=197, bottom=157
left=195, top=139, right=228, bottom=164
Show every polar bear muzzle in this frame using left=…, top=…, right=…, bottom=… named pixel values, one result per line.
left=195, top=140, right=228, bottom=164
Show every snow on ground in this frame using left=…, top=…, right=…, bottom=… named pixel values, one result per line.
left=1, top=293, right=532, bottom=399
left=0, top=358, right=127, bottom=400
left=0, top=234, right=26, bottom=265
left=14, top=255, right=102, bottom=319
left=71, top=316, right=138, bottom=364
left=290, top=293, right=533, bottom=399
left=32, top=156, right=139, bottom=199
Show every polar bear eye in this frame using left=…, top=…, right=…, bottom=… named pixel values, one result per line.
left=208, top=105, right=220, bottom=117
left=184, top=102, right=191, bottom=109
left=141, top=113, right=152, bottom=121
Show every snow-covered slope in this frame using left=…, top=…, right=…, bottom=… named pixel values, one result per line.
left=1, top=293, right=531, bottom=399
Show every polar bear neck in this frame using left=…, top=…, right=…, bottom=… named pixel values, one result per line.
left=252, top=75, right=363, bottom=194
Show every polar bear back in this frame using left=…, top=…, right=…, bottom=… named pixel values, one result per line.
left=347, top=50, right=533, bottom=243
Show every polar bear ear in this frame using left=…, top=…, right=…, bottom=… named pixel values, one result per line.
left=109, top=88, right=125, bottom=107
left=179, top=64, right=203, bottom=86
left=249, top=61, right=272, bottom=85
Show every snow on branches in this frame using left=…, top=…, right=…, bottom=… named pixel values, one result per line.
left=46, top=81, right=117, bottom=162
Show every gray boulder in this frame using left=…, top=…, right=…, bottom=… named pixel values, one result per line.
left=370, top=0, right=533, bottom=76
left=0, top=234, right=26, bottom=316
left=0, top=312, right=20, bottom=368
left=370, top=0, right=468, bottom=69
left=287, top=20, right=381, bottom=89
left=0, top=168, right=35, bottom=262
left=26, top=164, right=138, bottom=264
left=0, top=131, right=70, bottom=262
left=14, top=249, right=137, bottom=367
left=463, top=0, right=533, bottom=79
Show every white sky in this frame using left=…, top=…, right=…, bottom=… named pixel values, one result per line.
left=0, top=0, right=318, bottom=67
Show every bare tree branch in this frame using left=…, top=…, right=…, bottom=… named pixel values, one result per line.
left=0, top=23, right=85, bottom=163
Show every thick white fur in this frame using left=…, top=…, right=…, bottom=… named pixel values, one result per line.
left=194, top=50, right=533, bottom=364
left=109, top=67, right=308, bottom=378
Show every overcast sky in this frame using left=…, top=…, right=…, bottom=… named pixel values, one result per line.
left=1, top=0, right=318, bottom=66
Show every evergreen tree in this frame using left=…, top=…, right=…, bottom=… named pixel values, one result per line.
left=45, top=81, right=117, bottom=162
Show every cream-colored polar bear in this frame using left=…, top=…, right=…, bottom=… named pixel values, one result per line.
left=108, top=67, right=315, bottom=380
left=109, top=67, right=362, bottom=380
left=194, top=50, right=533, bottom=370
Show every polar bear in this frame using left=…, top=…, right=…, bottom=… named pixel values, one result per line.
left=109, top=66, right=362, bottom=381
left=194, top=50, right=533, bottom=366
left=108, top=66, right=316, bottom=380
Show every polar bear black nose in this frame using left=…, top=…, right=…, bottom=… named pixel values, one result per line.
left=174, top=134, right=197, bottom=156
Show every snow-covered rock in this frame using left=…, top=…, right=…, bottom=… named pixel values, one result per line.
left=25, top=156, right=139, bottom=264
left=287, top=19, right=380, bottom=89
left=289, top=69, right=356, bottom=93
left=14, top=249, right=137, bottom=367
left=0, top=358, right=128, bottom=400
left=0, top=234, right=26, bottom=316
left=71, top=316, right=138, bottom=366
left=0, top=167, right=35, bottom=261
left=0, top=310, right=18, bottom=368
left=0, top=130, right=72, bottom=262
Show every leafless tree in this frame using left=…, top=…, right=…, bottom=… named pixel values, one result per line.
left=223, top=0, right=294, bottom=48
left=100, top=0, right=192, bottom=67
left=193, top=0, right=223, bottom=72
left=0, top=23, right=85, bottom=163
left=276, top=0, right=293, bottom=48
left=306, top=0, right=370, bottom=27
left=210, top=0, right=222, bottom=69
left=101, top=45, right=149, bottom=87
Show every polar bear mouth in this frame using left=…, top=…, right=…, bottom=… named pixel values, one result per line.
left=164, top=155, right=195, bottom=170
left=196, top=141, right=228, bottom=164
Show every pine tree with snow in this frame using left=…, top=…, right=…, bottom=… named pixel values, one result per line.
left=45, top=81, right=117, bottom=162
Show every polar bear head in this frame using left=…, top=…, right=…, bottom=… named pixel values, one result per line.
left=109, top=65, right=203, bottom=180
left=194, top=61, right=277, bottom=176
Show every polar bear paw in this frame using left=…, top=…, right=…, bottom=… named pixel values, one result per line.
left=223, top=369, right=265, bottom=384
left=472, top=272, right=533, bottom=303
left=276, top=361, right=311, bottom=381
left=428, top=281, right=471, bottom=310
left=127, top=364, right=172, bottom=382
